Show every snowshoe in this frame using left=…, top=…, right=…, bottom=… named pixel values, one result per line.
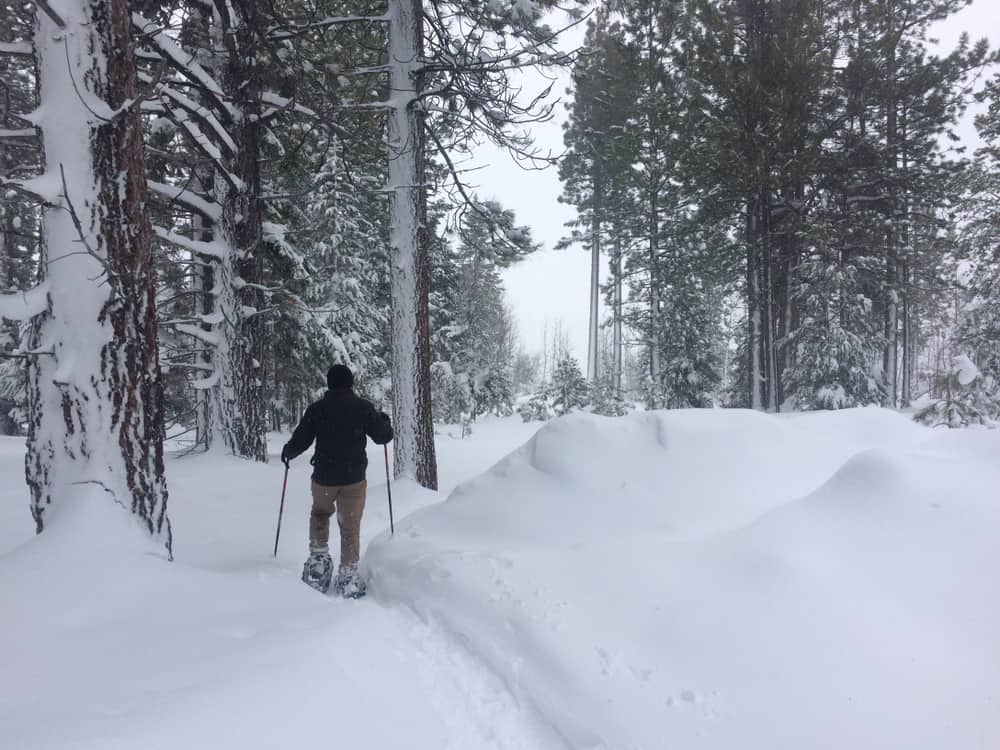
left=301, top=551, right=333, bottom=594
left=333, top=572, right=367, bottom=599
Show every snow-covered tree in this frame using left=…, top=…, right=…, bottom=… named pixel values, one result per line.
left=0, top=0, right=171, bottom=551
left=915, top=355, right=997, bottom=428
left=942, top=73, right=1000, bottom=421
left=519, top=390, right=554, bottom=422
left=0, top=3, right=39, bottom=435
left=550, top=355, right=590, bottom=416
left=559, top=9, right=637, bottom=384
left=429, top=200, right=536, bottom=423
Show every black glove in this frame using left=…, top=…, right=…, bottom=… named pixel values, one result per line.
left=280, top=446, right=291, bottom=467
left=379, top=411, right=391, bottom=422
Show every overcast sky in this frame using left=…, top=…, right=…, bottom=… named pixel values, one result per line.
left=476, top=0, right=1000, bottom=361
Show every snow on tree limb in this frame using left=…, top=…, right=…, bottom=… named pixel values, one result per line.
left=147, top=180, right=222, bottom=221
left=266, top=15, right=389, bottom=40
left=153, top=226, right=226, bottom=259
left=0, top=41, right=33, bottom=56
left=1, top=173, right=61, bottom=205
left=174, top=323, right=222, bottom=347
left=31, top=0, right=65, bottom=28
left=0, top=285, right=49, bottom=321
left=132, top=12, right=230, bottom=114
left=158, top=99, right=242, bottom=191
left=156, top=84, right=238, bottom=155
left=260, top=92, right=317, bottom=119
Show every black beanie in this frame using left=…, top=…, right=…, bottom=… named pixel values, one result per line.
left=327, top=364, right=354, bottom=389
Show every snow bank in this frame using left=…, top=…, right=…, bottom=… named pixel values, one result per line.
left=367, top=408, right=1000, bottom=749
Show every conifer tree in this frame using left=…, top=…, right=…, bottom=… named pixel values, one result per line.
left=0, top=0, right=171, bottom=551
left=551, top=355, right=590, bottom=415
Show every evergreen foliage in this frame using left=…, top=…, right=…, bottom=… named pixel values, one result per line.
left=550, top=356, right=590, bottom=416
left=558, top=0, right=995, bottom=418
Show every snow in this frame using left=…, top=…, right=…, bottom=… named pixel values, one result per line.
left=0, top=284, right=49, bottom=321
left=953, top=354, right=981, bottom=386
left=147, top=180, right=222, bottom=221
left=3, top=408, right=1000, bottom=749
left=0, top=40, right=33, bottom=55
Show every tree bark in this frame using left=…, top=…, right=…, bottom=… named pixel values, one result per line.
left=388, top=0, right=437, bottom=489
left=613, top=233, right=623, bottom=395
left=211, top=2, right=268, bottom=461
left=587, top=190, right=601, bottom=383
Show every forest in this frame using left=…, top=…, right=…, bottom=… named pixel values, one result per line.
left=2, top=0, right=999, bottom=550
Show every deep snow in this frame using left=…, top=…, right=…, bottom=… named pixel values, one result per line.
left=2, top=409, right=998, bottom=749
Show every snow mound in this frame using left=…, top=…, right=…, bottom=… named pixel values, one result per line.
left=805, top=447, right=905, bottom=500
left=368, top=408, right=1000, bottom=750
left=783, top=404, right=925, bottom=445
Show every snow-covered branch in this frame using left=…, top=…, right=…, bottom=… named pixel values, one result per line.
left=156, top=84, right=237, bottom=155
left=31, top=0, right=65, bottom=28
left=0, top=41, right=33, bottom=56
left=173, top=323, right=222, bottom=347
left=267, top=15, right=389, bottom=40
left=158, top=98, right=242, bottom=191
left=153, top=226, right=226, bottom=259
left=132, top=12, right=231, bottom=117
left=147, top=180, right=222, bottom=222
left=0, top=128, right=37, bottom=139
left=260, top=92, right=317, bottom=120
left=0, top=284, right=49, bottom=321
left=0, top=176, right=58, bottom=206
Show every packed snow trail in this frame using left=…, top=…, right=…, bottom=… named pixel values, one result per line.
left=0, top=419, right=564, bottom=750
left=3, top=410, right=999, bottom=749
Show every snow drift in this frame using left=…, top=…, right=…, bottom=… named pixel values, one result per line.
left=367, top=408, right=1000, bottom=749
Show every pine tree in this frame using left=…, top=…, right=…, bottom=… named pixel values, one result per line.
left=428, top=200, right=536, bottom=423
left=1, top=0, right=172, bottom=551
left=836, top=0, right=990, bottom=407
left=0, top=1, right=39, bottom=435
left=550, top=356, right=590, bottom=415
left=681, top=0, right=846, bottom=411
left=559, top=10, right=638, bottom=384
left=949, top=73, right=1000, bottom=418
left=134, top=6, right=275, bottom=460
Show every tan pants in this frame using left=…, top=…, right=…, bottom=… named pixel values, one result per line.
left=310, top=480, right=366, bottom=575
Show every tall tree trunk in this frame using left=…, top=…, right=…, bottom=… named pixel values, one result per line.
left=882, top=0, right=899, bottom=408
left=183, top=4, right=219, bottom=454
left=765, top=227, right=780, bottom=412
left=26, top=0, right=170, bottom=553
left=388, top=0, right=437, bottom=489
left=648, top=193, right=660, bottom=407
left=644, top=11, right=661, bottom=407
left=613, top=233, right=623, bottom=395
left=747, top=193, right=778, bottom=411
left=211, top=3, right=268, bottom=461
left=192, top=205, right=215, bottom=451
left=586, top=192, right=601, bottom=383
left=747, top=203, right=763, bottom=410
left=899, top=104, right=912, bottom=407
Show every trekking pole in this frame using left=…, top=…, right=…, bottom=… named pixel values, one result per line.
left=384, top=444, right=394, bottom=535
left=273, top=463, right=289, bottom=557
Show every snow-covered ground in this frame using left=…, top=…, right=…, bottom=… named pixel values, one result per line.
left=2, top=408, right=998, bottom=749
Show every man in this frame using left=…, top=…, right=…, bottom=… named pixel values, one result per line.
left=281, top=364, right=393, bottom=597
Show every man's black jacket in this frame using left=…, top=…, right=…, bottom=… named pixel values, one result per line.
left=283, top=388, right=393, bottom=486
